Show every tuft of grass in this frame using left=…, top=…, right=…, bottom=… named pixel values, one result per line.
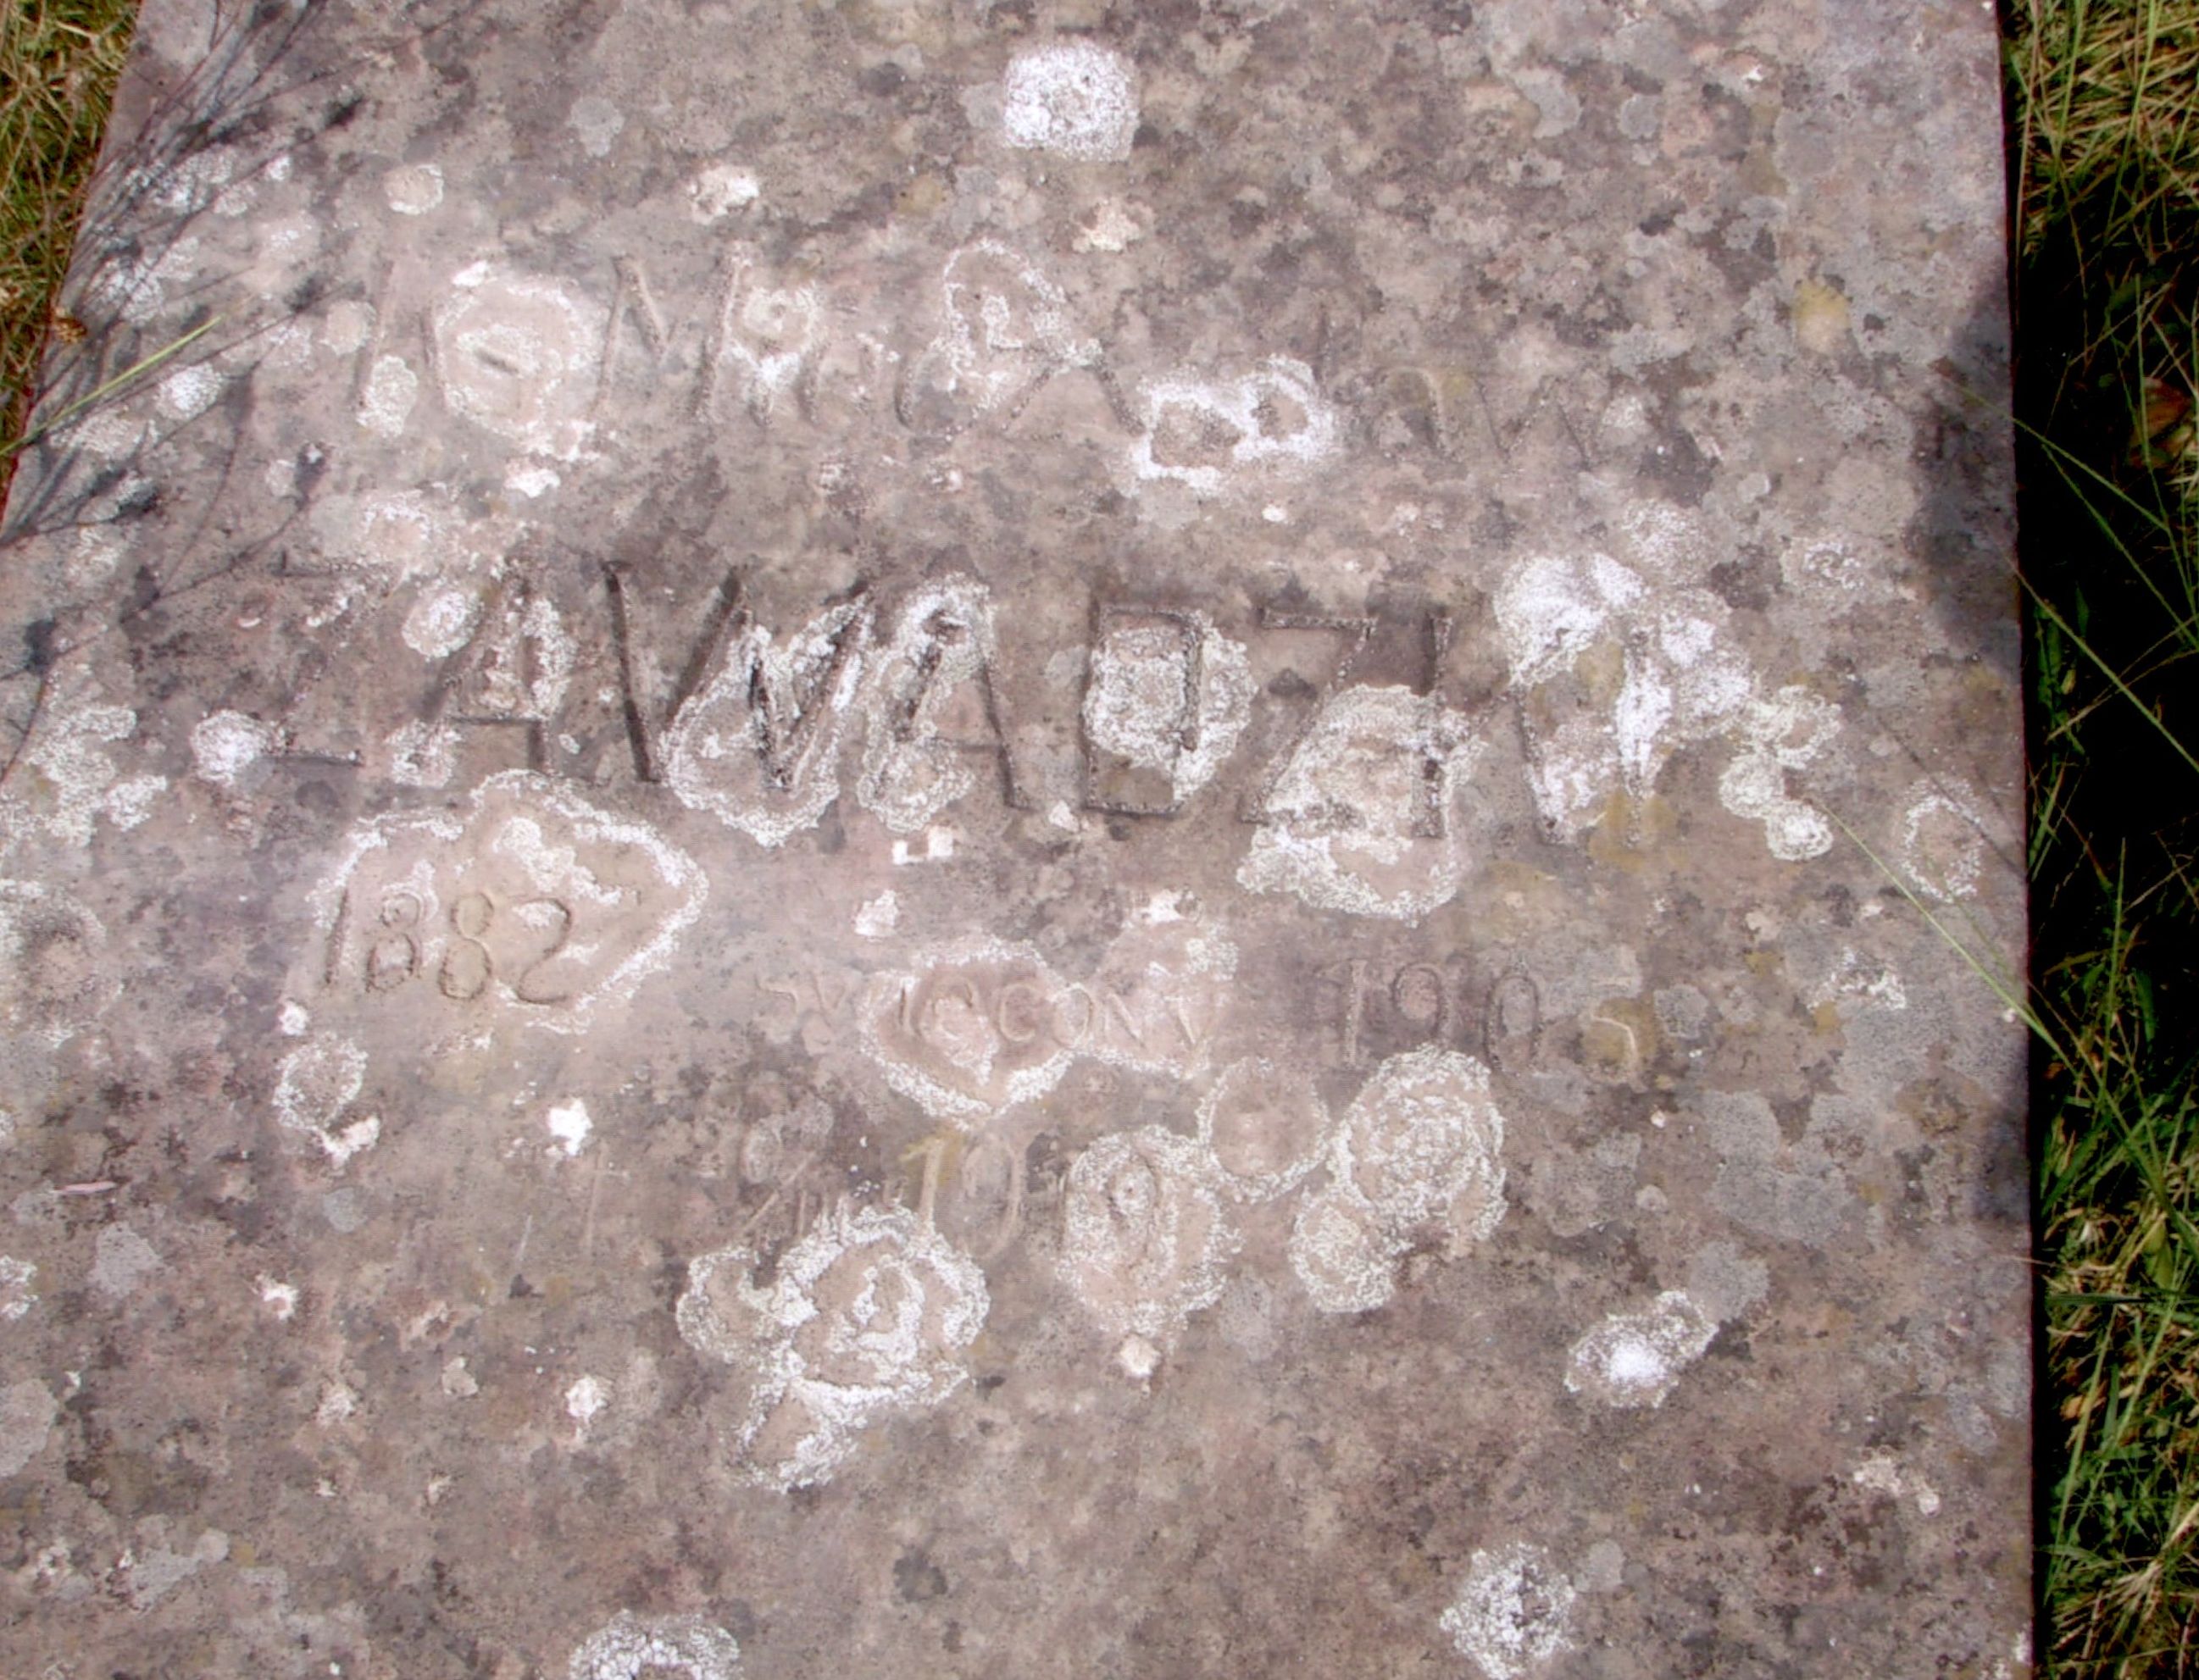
left=2011, top=1, right=2199, bottom=1673
left=0, top=0, right=140, bottom=474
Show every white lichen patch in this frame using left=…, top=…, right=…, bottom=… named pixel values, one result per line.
left=853, top=890, right=899, bottom=939
left=1130, top=359, right=1340, bottom=496
left=319, top=302, right=374, bottom=360
left=91, top=1224, right=163, bottom=1300
left=307, top=771, right=707, bottom=1031
left=64, top=528, right=121, bottom=596
left=157, top=363, right=224, bottom=421
left=125, top=145, right=244, bottom=216
left=1898, top=780, right=1991, bottom=900
left=1083, top=613, right=1253, bottom=807
left=0, top=1380, right=58, bottom=1478
left=709, top=256, right=823, bottom=424
left=325, top=491, right=436, bottom=578
left=1074, top=197, right=1146, bottom=252
left=1717, top=686, right=1841, bottom=861
left=688, top=164, right=760, bottom=223
left=900, top=241, right=1102, bottom=431
left=315, top=1381, right=358, bottom=1428
left=1564, top=1289, right=1717, bottom=1408
left=305, top=487, right=519, bottom=583
left=861, top=918, right=1234, bottom=1125
left=386, top=719, right=458, bottom=789
left=257, top=1276, right=298, bottom=1321
left=546, top=1099, right=592, bottom=1157
left=431, top=268, right=603, bottom=459
left=569, top=1611, right=741, bottom=1680
left=462, top=593, right=575, bottom=723
left=858, top=938, right=1078, bottom=1125
left=121, top=1527, right=229, bottom=1611
left=83, top=235, right=199, bottom=325
left=1236, top=685, right=1480, bottom=919
left=67, top=409, right=147, bottom=460
left=1286, top=1188, right=1408, bottom=1313
left=665, top=601, right=870, bottom=848
left=0, top=675, right=167, bottom=851
left=1000, top=42, right=1140, bottom=161
left=1061, top=1126, right=1239, bottom=1356
left=402, top=585, right=486, bottom=660
left=384, top=163, right=444, bottom=214
left=567, top=96, right=625, bottom=158
left=1083, top=916, right=1236, bottom=1083
left=564, top=1373, right=608, bottom=1440
left=858, top=578, right=1008, bottom=834
left=1493, top=549, right=1754, bottom=844
left=1440, top=1543, right=1578, bottom=1680
left=273, top=1034, right=380, bottom=1167
left=1852, top=1452, right=1943, bottom=1517
left=1338, top=1046, right=1507, bottom=1233
left=0, top=1256, right=38, bottom=1321
left=0, top=880, right=117, bottom=1051
left=1197, top=1057, right=1333, bottom=1202
left=676, top=1206, right=988, bottom=1491
left=189, top=711, right=275, bottom=790
left=1291, top=1048, right=1506, bottom=1313
left=356, top=353, right=419, bottom=438
left=1808, top=947, right=1907, bottom=1014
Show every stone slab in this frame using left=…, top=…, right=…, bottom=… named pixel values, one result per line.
left=0, top=1, right=2030, bottom=1674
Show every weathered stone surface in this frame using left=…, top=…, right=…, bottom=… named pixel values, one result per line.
left=0, top=1, right=2029, bottom=1674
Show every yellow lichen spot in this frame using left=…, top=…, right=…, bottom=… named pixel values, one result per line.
left=1580, top=997, right=1658, bottom=1084
left=1587, top=793, right=1678, bottom=865
left=896, top=174, right=946, bottom=219
left=1574, top=638, right=1628, bottom=705
left=1792, top=278, right=1852, bottom=356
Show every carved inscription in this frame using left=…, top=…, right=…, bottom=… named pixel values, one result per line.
left=858, top=577, right=1025, bottom=832
left=1080, top=606, right=1254, bottom=816
left=306, top=771, right=706, bottom=1029
left=897, top=241, right=1111, bottom=435
left=676, top=1205, right=989, bottom=1491
left=1319, top=957, right=1544, bottom=1072
left=1061, top=1127, right=1238, bottom=1367
left=860, top=920, right=1232, bottom=1126
left=860, top=939, right=1078, bottom=1125
left=430, top=269, right=603, bottom=460
left=1288, top=1047, right=1508, bottom=1313
left=664, top=595, right=872, bottom=848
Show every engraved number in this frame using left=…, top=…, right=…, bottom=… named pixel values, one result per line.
left=366, top=891, right=424, bottom=992
left=510, top=896, right=575, bottom=1005
left=351, top=884, right=575, bottom=1008
left=438, top=891, right=496, bottom=1001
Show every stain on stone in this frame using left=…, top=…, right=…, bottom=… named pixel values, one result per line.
left=894, top=1547, right=949, bottom=1604
left=1641, top=423, right=1715, bottom=505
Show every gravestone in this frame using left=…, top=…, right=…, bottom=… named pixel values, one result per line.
left=0, top=0, right=2030, bottom=1674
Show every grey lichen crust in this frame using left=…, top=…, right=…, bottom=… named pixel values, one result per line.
left=0, top=0, right=2029, bottom=1675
